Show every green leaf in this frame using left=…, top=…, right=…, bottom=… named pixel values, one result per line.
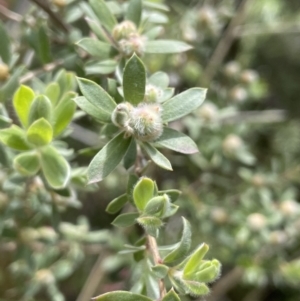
left=111, top=212, right=139, bottom=228
left=85, top=17, right=110, bottom=42
left=123, top=54, right=146, bottom=105
left=183, top=281, right=209, bottom=297
left=162, top=88, right=207, bottom=122
left=123, top=138, right=137, bottom=169
left=28, top=95, right=52, bottom=125
left=163, top=217, right=192, bottom=263
left=0, top=114, right=12, bottom=128
left=92, top=291, right=153, bottom=301
left=26, top=118, right=53, bottom=146
left=158, top=189, right=181, bottom=203
left=152, top=264, right=169, bottom=279
left=133, top=177, right=154, bottom=211
left=137, top=216, right=162, bottom=237
left=155, top=127, right=198, bottom=154
left=89, top=0, right=117, bottom=31
left=126, top=0, right=142, bottom=27
left=13, top=151, right=40, bottom=176
left=85, top=60, right=117, bottom=75
left=35, top=25, right=51, bottom=64
left=162, top=289, right=181, bottom=301
left=40, top=145, right=70, bottom=189
left=87, top=133, right=132, bottom=183
left=73, top=96, right=111, bottom=123
left=145, top=40, right=192, bottom=54
left=53, top=92, right=76, bottom=137
left=77, top=77, right=116, bottom=116
left=144, top=195, right=169, bottom=217
left=55, top=69, right=77, bottom=97
left=0, top=20, right=11, bottom=64
left=148, top=72, right=169, bottom=88
left=13, top=85, right=35, bottom=128
left=0, top=125, right=31, bottom=150
left=45, top=82, right=61, bottom=106
left=194, top=260, right=221, bottom=283
left=76, top=38, right=111, bottom=59
left=106, top=193, right=128, bottom=214
left=141, top=142, right=172, bottom=171
left=183, top=243, right=209, bottom=277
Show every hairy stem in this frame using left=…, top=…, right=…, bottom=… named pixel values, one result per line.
left=147, top=235, right=166, bottom=299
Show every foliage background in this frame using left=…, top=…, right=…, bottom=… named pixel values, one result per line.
left=1, top=0, right=300, bottom=301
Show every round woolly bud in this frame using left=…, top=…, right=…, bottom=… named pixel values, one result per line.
left=183, top=26, right=197, bottom=42
left=251, top=174, right=266, bottom=188
left=269, top=230, right=287, bottom=245
left=0, top=63, right=9, bottom=81
left=210, top=207, right=228, bottom=224
left=118, top=33, right=145, bottom=57
left=129, top=103, right=163, bottom=142
left=144, top=84, right=163, bottom=103
left=280, top=200, right=299, bottom=216
left=52, top=0, right=66, bottom=7
left=240, top=70, right=258, bottom=84
left=198, top=6, right=217, bottom=27
left=229, top=86, right=247, bottom=103
left=197, top=102, right=218, bottom=122
left=222, top=134, right=243, bottom=156
left=38, top=227, right=58, bottom=241
left=223, top=61, right=240, bottom=78
left=247, top=213, right=267, bottom=231
left=112, top=20, right=137, bottom=41
left=35, top=269, right=55, bottom=285
left=111, top=102, right=133, bottom=128
left=19, top=227, right=40, bottom=244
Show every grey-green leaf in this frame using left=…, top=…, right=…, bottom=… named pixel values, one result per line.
left=162, top=88, right=207, bottom=122
left=0, top=125, right=31, bottom=150
left=76, top=38, right=111, bottom=59
left=163, top=217, right=192, bottom=263
left=111, top=212, right=139, bottom=228
left=155, top=127, right=198, bottom=154
left=126, top=0, right=142, bottom=27
left=77, top=77, right=116, bottom=116
left=89, top=0, right=117, bottom=31
left=41, top=145, right=71, bottom=189
left=13, top=151, right=40, bottom=176
left=142, top=142, right=172, bottom=171
left=92, top=291, right=153, bottom=301
left=87, top=133, right=132, bottom=183
left=162, top=289, right=181, bottom=301
left=123, top=54, right=146, bottom=105
left=145, top=40, right=192, bottom=54
left=106, top=193, right=128, bottom=214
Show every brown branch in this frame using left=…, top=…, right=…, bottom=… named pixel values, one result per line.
left=202, top=0, right=252, bottom=84
left=30, top=0, right=69, bottom=33
left=147, top=235, right=166, bottom=299
left=0, top=4, right=22, bottom=22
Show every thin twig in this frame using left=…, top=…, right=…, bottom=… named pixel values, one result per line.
left=29, top=0, right=69, bottom=33
left=0, top=4, right=22, bottom=22
left=147, top=235, right=167, bottom=298
left=203, top=0, right=252, bottom=84
left=20, top=59, right=64, bottom=83
left=76, top=250, right=108, bottom=301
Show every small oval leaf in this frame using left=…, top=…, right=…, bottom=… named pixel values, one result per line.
left=26, top=118, right=53, bottom=146
left=145, top=40, right=192, bottom=54
left=112, top=212, right=139, bottom=228
left=13, top=151, right=40, bottom=176
left=133, top=177, right=154, bottom=211
left=92, top=291, right=153, bottom=301
left=106, top=193, right=128, bottom=214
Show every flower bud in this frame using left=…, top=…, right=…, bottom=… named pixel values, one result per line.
left=229, top=86, right=247, bottom=103
left=269, top=230, right=287, bottom=245
left=198, top=7, right=217, bottom=27
left=210, top=207, right=228, bottom=224
left=144, top=84, right=163, bottom=103
left=52, top=0, right=66, bottom=7
left=0, top=63, right=9, bottom=81
left=111, top=102, right=133, bottom=128
left=129, top=103, right=163, bottom=142
left=222, top=134, right=243, bottom=156
left=19, top=227, right=40, bottom=244
left=0, top=192, right=8, bottom=210
left=112, top=21, right=137, bottom=41
left=280, top=200, right=299, bottom=216
left=223, top=61, right=240, bottom=78
left=240, top=70, right=258, bottom=84
left=35, top=269, right=55, bottom=285
left=119, top=34, right=145, bottom=57
left=197, top=103, right=218, bottom=122
left=251, top=174, right=266, bottom=188
left=247, top=213, right=267, bottom=231
left=38, top=227, right=58, bottom=241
